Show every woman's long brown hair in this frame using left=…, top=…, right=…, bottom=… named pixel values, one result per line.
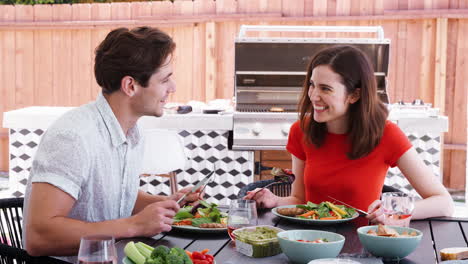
left=298, top=45, right=388, bottom=159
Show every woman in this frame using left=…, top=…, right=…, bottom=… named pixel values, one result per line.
left=244, top=45, right=453, bottom=224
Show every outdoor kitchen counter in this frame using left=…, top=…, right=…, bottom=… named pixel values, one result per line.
left=2, top=106, right=252, bottom=203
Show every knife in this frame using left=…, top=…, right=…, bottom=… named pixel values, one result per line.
left=176, top=170, right=215, bottom=205
left=327, top=196, right=369, bottom=216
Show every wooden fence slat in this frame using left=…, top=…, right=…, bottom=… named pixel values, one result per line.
left=194, top=0, right=215, bottom=15
left=304, top=0, right=313, bottom=16
left=314, top=0, right=328, bottom=16
left=111, top=3, right=131, bottom=20
left=205, top=21, right=216, bottom=101
left=238, top=0, right=260, bottom=13
left=52, top=4, right=73, bottom=106
left=448, top=19, right=468, bottom=189
left=152, top=1, right=173, bottom=17
left=434, top=18, right=447, bottom=111
left=424, top=0, right=433, bottom=9
left=419, top=19, right=435, bottom=104
left=434, top=0, right=450, bottom=9
left=71, top=4, right=92, bottom=106
left=409, top=0, right=425, bottom=9
left=336, top=0, right=351, bottom=16
left=395, top=21, right=407, bottom=101
left=91, top=3, right=111, bottom=98
left=173, top=0, right=194, bottom=16
left=216, top=0, right=237, bottom=14
left=15, top=5, right=34, bottom=108
left=34, top=5, right=54, bottom=106
left=399, top=0, right=409, bottom=10
left=282, top=0, right=305, bottom=17
left=131, top=2, right=152, bottom=19
left=261, top=0, right=281, bottom=13
left=405, top=20, right=423, bottom=102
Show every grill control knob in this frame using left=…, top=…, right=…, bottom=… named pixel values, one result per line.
left=252, top=123, right=262, bottom=136
left=281, top=124, right=291, bottom=136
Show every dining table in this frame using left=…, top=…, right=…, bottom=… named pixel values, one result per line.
left=115, top=209, right=468, bottom=264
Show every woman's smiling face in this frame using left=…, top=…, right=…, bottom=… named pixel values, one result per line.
left=308, top=65, right=359, bottom=133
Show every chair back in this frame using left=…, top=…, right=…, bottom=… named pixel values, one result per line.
left=0, top=198, right=69, bottom=264
left=141, top=129, right=187, bottom=175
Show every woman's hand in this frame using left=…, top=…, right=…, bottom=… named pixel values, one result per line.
left=243, top=188, right=279, bottom=208
left=366, top=199, right=385, bottom=224
left=367, top=199, right=413, bottom=227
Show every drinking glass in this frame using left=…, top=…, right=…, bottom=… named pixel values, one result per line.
left=381, top=192, right=415, bottom=227
left=77, top=235, right=117, bottom=264
left=227, top=199, right=258, bottom=241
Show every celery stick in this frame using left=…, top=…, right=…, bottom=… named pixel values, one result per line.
left=135, top=242, right=152, bottom=259
left=137, top=242, right=155, bottom=252
left=124, top=242, right=146, bottom=264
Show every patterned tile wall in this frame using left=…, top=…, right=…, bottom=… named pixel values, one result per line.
left=385, top=132, right=442, bottom=197
left=8, top=128, right=254, bottom=204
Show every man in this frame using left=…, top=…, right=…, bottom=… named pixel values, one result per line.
left=22, top=26, right=199, bottom=263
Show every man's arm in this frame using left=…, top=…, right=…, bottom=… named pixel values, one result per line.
left=25, top=183, right=179, bottom=257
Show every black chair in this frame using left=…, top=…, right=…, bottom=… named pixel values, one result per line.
left=0, top=197, right=70, bottom=264
left=238, top=180, right=402, bottom=199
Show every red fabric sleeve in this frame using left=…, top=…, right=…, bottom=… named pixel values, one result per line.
left=384, top=121, right=413, bottom=167
left=286, top=121, right=306, bottom=160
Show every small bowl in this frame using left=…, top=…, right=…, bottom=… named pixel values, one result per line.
left=308, top=259, right=361, bottom=264
left=357, top=225, right=422, bottom=259
left=277, top=230, right=345, bottom=264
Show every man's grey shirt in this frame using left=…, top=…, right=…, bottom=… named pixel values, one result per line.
left=22, top=93, right=144, bottom=263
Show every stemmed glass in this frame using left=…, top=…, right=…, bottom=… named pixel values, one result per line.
left=77, top=235, right=117, bottom=264
left=227, top=199, right=258, bottom=241
left=381, top=192, right=415, bottom=227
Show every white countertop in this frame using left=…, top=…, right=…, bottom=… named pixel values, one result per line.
left=3, top=106, right=448, bottom=133
left=2, top=106, right=233, bottom=130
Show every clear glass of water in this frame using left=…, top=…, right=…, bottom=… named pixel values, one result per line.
left=381, top=192, right=415, bottom=227
left=227, top=199, right=258, bottom=241
left=77, top=235, right=117, bottom=264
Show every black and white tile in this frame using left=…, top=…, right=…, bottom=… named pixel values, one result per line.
left=8, top=128, right=254, bottom=204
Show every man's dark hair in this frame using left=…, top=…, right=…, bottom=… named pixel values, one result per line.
left=94, top=26, right=176, bottom=94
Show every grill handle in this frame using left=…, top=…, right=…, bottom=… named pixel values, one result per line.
left=238, top=25, right=385, bottom=40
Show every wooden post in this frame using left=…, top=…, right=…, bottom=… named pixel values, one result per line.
left=205, top=21, right=216, bottom=101
left=434, top=18, right=447, bottom=113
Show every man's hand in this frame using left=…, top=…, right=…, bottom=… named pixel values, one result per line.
left=131, top=199, right=180, bottom=237
left=169, top=186, right=205, bottom=205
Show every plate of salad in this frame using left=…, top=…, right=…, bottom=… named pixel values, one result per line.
left=172, top=200, right=227, bottom=233
left=272, top=201, right=359, bottom=225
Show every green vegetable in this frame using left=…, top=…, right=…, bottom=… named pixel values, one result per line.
left=135, top=243, right=153, bottom=259
left=199, top=200, right=212, bottom=208
left=191, top=217, right=214, bottom=227
left=168, top=247, right=192, bottom=264
left=174, top=211, right=194, bottom=220
left=151, top=245, right=170, bottom=260
left=138, top=242, right=155, bottom=252
left=124, top=242, right=146, bottom=264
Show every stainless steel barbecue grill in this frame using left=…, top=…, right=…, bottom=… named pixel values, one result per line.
left=232, top=25, right=391, bottom=150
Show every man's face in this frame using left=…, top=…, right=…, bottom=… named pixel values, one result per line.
left=133, top=55, right=176, bottom=117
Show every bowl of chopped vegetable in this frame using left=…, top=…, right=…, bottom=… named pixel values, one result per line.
left=357, top=224, right=422, bottom=259
left=277, top=230, right=345, bottom=264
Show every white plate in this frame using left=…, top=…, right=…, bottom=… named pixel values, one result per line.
left=272, top=205, right=359, bottom=225
left=171, top=224, right=227, bottom=233
left=123, top=256, right=217, bottom=264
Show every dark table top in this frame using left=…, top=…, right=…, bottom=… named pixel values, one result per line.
left=116, top=209, right=468, bottom=264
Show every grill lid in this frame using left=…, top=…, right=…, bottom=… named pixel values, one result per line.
left=234, top=25, right=391, bottom=111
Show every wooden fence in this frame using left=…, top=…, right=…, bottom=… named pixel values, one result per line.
left=0, top=0, right=467, bottom=190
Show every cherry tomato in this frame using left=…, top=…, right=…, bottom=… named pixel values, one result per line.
left=192, top=251, right=207, bottom=260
